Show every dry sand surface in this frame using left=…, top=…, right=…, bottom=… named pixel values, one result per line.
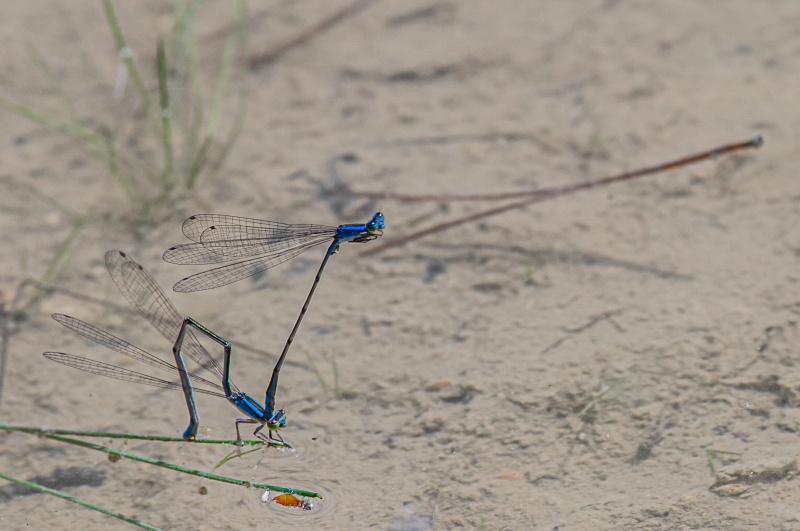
left=1, top=1, right=799, bottom=529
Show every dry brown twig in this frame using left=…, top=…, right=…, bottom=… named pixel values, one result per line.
left=352, top=136, right=763, bottom=256
left=249, top=0, right=380, bottom=69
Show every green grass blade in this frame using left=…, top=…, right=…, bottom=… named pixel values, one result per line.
left=185, top=135, right=214, bottom=188
left=0, top=96, right=149, bottom=207
left=99, top=131, right=143, bottom=205
left=25, top=42, right=80, bottom=121
left=0, top=423, right=319, bottom=498
left=196, top=68, right=248, bottom=186
left=0, top=97, right=99, bottom=144
left=208, top=83, right=246, bottom=174
left=172, top=1, right=206, bottom=166
left=206, top=0, right=245, bottom=139
left=33, top=205, right=95, bottom=304
left=46, top=433, right=322, bottom=498
left=304, top=350, right=331, bottom=397
left=0, top=422, right=270, bottom=445
left=156, top=37, right=175, bottom=191
left=1, top=1, right=248, bottom=223
left=331, top=356, right=342, bottom=400
left=214, top=445, right=264, bottom=470
left=0, top=471, right=162, bottom=530
left=186, top=0, right=249, bottom=189
left=101, top=0, right=153, bottom=121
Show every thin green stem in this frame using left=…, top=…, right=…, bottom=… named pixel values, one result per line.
left=26, top=42, right=80, bottom=121
left=156, top=37, right=175, bottom=191
left=332, top=357, right=342, bottom=400
left=2, top=1, right=248, bottom=224
left=0, top=471, right=162, bottom=530
left=173, top=2, right=205, bottom=173
left=28, top=204, right=96, bottom=305
left=0, top=97, right=144, bottom=205
left=0, top=423, right=321, bottom=498
left=187, top=0, right=249, bottom=189
left=705, top=448, right=741, bottom=475
left=48, top=433, right=322, bottom=498
left=304, top=351, right=331, bottom=397
left=207, top=0, right=244, bottom=139
left=41, top=208, right=91, bottom=280
left=0, top=423, right=263, bottom=445
left=214, top=445, right=264, bottom=470
left=208, top=76, right=246, bottom=175
left=99, top=130, right=141, bottom=205
left=576, top=378, right=623, bottom=419
left=101, top=0, right=153, bottom=121
left=0, top=97, right=101, bottom=145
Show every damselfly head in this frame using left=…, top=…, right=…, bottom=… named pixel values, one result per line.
left=269, top=409, right=287, bottom=429
left=366, top=212, right=385, bottom=234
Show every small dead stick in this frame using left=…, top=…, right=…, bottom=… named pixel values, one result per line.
left=249, top=0, right=379, bottom=69
left=360, top=136, right=763, bottom=256
left=351, top=136, right=762, bottom=203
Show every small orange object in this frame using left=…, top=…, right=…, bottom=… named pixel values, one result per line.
left=273, top=493, right=312, bottom=510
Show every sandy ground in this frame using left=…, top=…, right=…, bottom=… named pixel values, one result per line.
left=1, top=1, right=799, bottom=529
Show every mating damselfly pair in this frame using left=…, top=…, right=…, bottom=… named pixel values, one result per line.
left=44, top=212, right=385, bottom=445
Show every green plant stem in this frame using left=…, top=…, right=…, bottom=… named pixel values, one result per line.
left=172, top=2, right=205, bottom=176
left=0, top=97, right=99, bottom=144
left=304, top=350, right=331, bottom=397
left=3, top=1, right=248, bottom=224
left=0, top=423, right=321, bottom=498
left=332, top=356, right=342, bottom=400
left=214, top=445, right=264, bottom=470
left=101, top=0, right=153, bottom=119
left=705, top=448, right=741, bottom=475
left=156, top=37, right=175, bottom=191
left=0, top=471, right=162, bottom=530
left=207, top=0, right=243, bottom=139
left=48, top=433, right=322, bottom=498
left=0, top=97, right=145, bottom=206
left=40, top=206, right=94, bottom=282
left=25, top=42, right=80, bottom=121
left=187, top=0, right=249, bottom=189
left=0, top=422, right=263, bottom=445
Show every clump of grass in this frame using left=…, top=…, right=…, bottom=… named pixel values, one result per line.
left=704, top=447, right=742, bottom=475
left=0, top=1, right=250, bottom=405
left=305, top=350, right=347, bottom=401
left=575, top=377, right=624, bottom=421
left=0, top=0, right=250, bottom=223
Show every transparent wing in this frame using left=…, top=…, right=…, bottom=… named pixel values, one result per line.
left=104, top=250, right=234, bottom=389
left=43, top=352, right=223, bottom=397
left=163, top=214, right=337, bottom=265
left=52, top=313, right=222, bottom=391
left=171, top=235, right=333, bottom=292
